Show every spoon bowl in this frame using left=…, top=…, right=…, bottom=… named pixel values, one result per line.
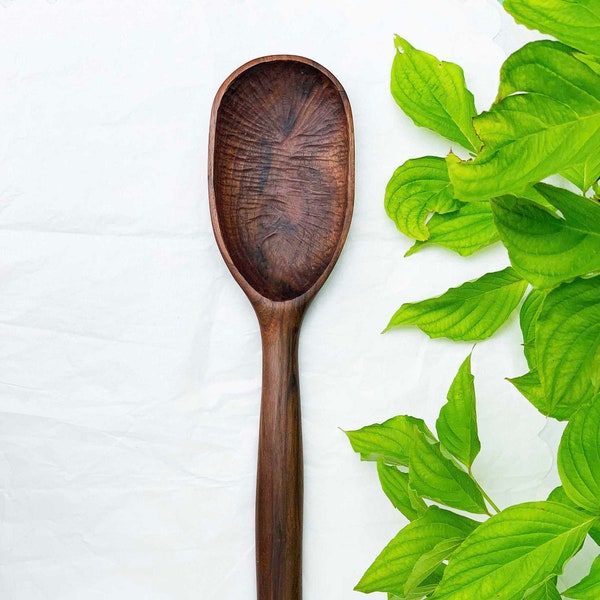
left=209, top=55, right=354, bottom=600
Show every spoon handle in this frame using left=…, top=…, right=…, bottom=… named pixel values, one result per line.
left=256, top=305, right=304, bottom=600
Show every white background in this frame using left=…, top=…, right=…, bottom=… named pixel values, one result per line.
left=0, top=0, right=595, bottom=598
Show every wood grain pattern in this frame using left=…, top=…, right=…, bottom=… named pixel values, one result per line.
left=213, top=59, right=350, bottom=302
left=208, top=55, right=354, bottom=600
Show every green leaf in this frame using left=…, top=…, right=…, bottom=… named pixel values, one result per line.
left=576, top=53, right=600, bottom=77
left=558, top=396, right=600, bottom=514
left=511, top=277, right=600, bottom=420
left=525, top=577, right=561, bottom=600
left=548, top=486, right=600, bottom=546
left=355, top=506, right=478, bottom=596
left=561, top=160, right=600, bottom=193
left=496, top=39, right=600, bottom=191
left=389, top=569, right=444, bottom=599
left=503, top=0, right=600, bottom=57
left=404, top=537, right=464, bottom=597
left=346, top=415, right=436, bottom=466
left=377, top=460, right=428, bottom=521
left=385, top=157, right=462, bottom=241
left=448, top=92, right=600, bottom=201
left=431, top=501, right=597, bottom=600
left=408, top=427, right=488, bottom=514
left=491, top=185, right=600, bottom=288
left=519, top=289, right=546, bottom=370
left=563, top=555, right=600, bottom=599
left=535, top=277, right=600, bottom=419
left=436, top=353, right=480, bottom=469
left=405, top=201, right=499, bottom=257
left=385, top=267, right=527, bottom=341
left=519, top=184, right=556, bottom=211
left=391, top=36, right=480, bottom=152
left=508, top=369, right=547, bottom=415
left=498, top=41, right=600, bottom=116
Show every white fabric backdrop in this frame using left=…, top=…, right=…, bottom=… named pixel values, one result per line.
left=0, top=1, right=594, bottom=598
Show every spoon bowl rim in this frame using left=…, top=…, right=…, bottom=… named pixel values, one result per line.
left=208, top=54, right=354, bottom=309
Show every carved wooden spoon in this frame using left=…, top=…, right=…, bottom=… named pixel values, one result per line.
left=208, top=55, right=354, bottom=600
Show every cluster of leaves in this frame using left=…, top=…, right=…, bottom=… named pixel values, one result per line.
left=348, top=0, right=600, bottom=598
left=348, top=360, right=600, bottom=599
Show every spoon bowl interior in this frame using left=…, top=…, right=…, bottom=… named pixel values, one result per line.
left=210, top=57, right=353, bottom=303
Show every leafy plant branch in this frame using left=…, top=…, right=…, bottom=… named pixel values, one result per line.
left=347, top=0, right=600, bottom=598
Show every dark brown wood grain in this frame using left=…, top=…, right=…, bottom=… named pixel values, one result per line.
left=208, top=55, right=354, bottom=600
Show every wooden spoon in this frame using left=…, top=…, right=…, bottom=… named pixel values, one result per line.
left=208, top=55, right=354, bottom=600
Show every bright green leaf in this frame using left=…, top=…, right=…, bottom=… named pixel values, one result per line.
left=548, top=486, right=600, bottom=546
left=436, top=353, right=480, bottom=469
left=391, top=36, right=480, bottom=152
left=431, top=501, right=597, bottom=600
left=389, top=570, right=443, bottom=600
left=345, top=415, right=436, bottom=466
left=519, top=184, right=556, bottom=211
left=498, top=41, right=600, bottom=116
left=491, top=185, right=600, bottom=288
left=503, top=0, right=600, bottom=57
left=404, top=537, right=464, bottom=597
left=525, top=577, right=561, bottom=600
left=355, top=506, right=478, bottom=596
left=576, top=52, right=600, bottom=76
left=535, top=277, right=600, bottom=419
left=511, top=277, right=600, bottom=420
left=519, top=289, right=546, bottom=369
left=405, top=201, right=499, bottom=257
left=508, top=369, right=548, bottom=416
left=448, top=92, right=600, bottom=201
left=385, top=267, right=527, bottom=341
left=558, top=396, right=600, bottom=514
left=408, top=427, right=488, bottom=514
left=496, top=39, right=600, bottom=192
left=385, top=156, right=462, bottom=241
left=377, top=460, right=428, bottom=521
left=563, top=554, right=600, bottom=599
left=561, top=160, right=600, bottom=193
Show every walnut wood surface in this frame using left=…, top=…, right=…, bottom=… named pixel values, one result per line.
left=208, top=55, right=354, bottom=600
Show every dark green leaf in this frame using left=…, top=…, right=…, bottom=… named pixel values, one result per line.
left=391, top=36, right=480, bottom=151
left=405, top=201, right=499, bottom=257
left=563, top=554, right=600, bottom=599
left=377, top=460, right=428, bottom=521
left=436, top=353, right=480, bottom=469
left=491, top=186, right=600, bottom=288
left=503, top=0, right=600, bottom=57
left=385, top=157, right=461, bottom=241
left=408, top=427, right=487, bottom=514
left=432, top=501, right=597, bottom=600
left=385, top=267, right=527, bottom=341
left=558, top=396, right=600, bottom=514
left=355, top=506, right=478, bottom=596
left=346, top=416, right=436, bottom=466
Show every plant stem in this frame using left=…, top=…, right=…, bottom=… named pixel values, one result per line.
left=469, top=467, right=501, bottom=514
